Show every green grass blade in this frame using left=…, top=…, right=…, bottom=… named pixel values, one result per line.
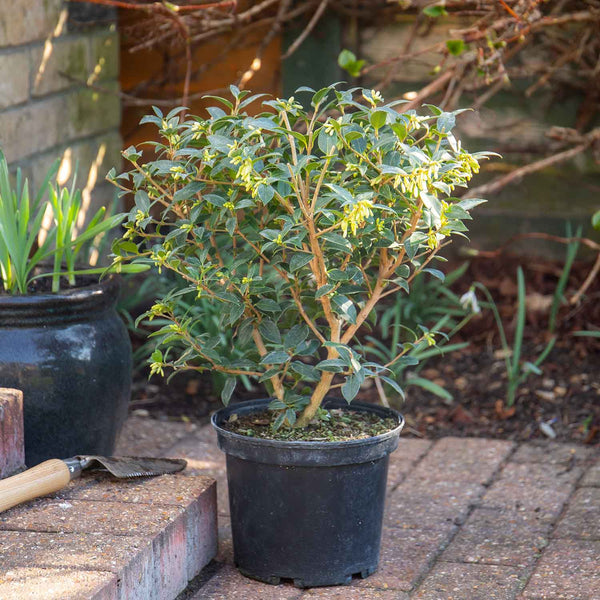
left=548, top=226, right=581, bottom=333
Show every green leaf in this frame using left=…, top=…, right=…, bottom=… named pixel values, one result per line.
left=341, top=374, right=361, bottom=403
left=423, top=4, right=448, bottom=18
left=257, top=184, right=275, bottom=204
left=225, top=216, right=237, bottom=236
left=173, top=181, right=205, bottom=203
left=260, top=351, right=290, bottom=365
left=284, top=324, right=309, bottom=350
left=332, top=294, right=356, bottom=323
left=316, top=284, right=335, bottom=298
left=318, top=128, right=338, bottom=154
left=437, top=112, right=456, bottom=133
left=592, top=209, right=600, bottom=231
left=316, top=359, right=347, bottom=373
left=289, top=252, right=313, bottom=272
left=221, top=378, right=236, bottom=405
left=446, top=39, right=465, bottom=56
left=255, top=299, right=282, bottom=312
left=272, top=411, right=286, bottom=431
left=338, top=49, right=365, bottom=77
left=409, top=376, right=453, bottom=401
left=289, top=361, right=321, bottom=382
left=327, top=269, right=349, bottom=281
left=370, top=110, right=387, bottom=131
left=380, top=376, right=405, bottom=400
left=204, top=194, right=226, bottom=207
left=259, top=318, right=282, bottom=344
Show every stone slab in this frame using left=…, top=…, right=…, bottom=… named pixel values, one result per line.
left=521, top=539, right=600, bottom=599
left=413, top=562, right=524, bottom=600
left=0, top=388, right=25, bottom=477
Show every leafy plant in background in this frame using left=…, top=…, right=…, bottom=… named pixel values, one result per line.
left=119, top=268, right=254, bottom=398
left=473, top=267, right=556, bottom=407
left=364, top=262, right=474, bottom=404
left=111, top=84, right=492, bottom=429
left=0, top=151, right=136, bottom=295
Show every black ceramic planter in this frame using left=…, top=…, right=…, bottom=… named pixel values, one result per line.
left=0, top=277, right=132, bottom=466
left=211, top=398, right=404, bottom=588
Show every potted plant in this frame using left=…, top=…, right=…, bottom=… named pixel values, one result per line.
left=0, top=151, right=143, bottom=466
left=111, top=85, right=490, bottom=587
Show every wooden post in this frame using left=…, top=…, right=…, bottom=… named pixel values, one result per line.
left=0, top=389, right=25, bottom=478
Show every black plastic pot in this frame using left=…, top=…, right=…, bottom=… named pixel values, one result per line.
left=211, top=398, right=404, bottom=588
left=0, top=277, right=131, bottom=466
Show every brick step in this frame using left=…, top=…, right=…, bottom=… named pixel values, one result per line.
left=0, top=389, right=218, bottom=600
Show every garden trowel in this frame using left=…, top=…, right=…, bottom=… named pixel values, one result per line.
left=0, top=455, right=187, bottom=513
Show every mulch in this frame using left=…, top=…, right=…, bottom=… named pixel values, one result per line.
left=130, top=253, right=600, bottom=446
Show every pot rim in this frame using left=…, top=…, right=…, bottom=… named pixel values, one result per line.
left=0, top=275, right=119, bottom=306
left=210, top=397, right=405, bottom=450
left=0, top=276, right=121, bottom=327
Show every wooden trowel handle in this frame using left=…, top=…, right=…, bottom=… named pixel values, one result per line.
left=0, top=459, right=71, bottom=513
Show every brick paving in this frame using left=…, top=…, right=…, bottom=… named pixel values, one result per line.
left=0, top=408, right=598, bottom=599
left=165, top=421, right=598, bottom=600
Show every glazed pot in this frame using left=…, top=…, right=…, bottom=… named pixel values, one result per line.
left=0, top=277, right=131, bottom=466
left=211, top=398, right=404, bottom=588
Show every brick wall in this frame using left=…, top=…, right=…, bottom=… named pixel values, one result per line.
left=0, top=0, right=121, bottom=218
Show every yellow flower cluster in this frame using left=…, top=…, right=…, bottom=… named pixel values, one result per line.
left=396, top=162, right=441, bottom=197
left=340, top=198, right=374, bottom=237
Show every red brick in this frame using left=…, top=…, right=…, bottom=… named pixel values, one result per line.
left=357, top=525, right=450, bottom=592
left=553, top=487, right=600, bottom=540
left=0, top=566, right=117, bottom=600
left=387, top=439, right=433, bottom=489
left=511, top=442, right=595, bottom=465
left=0, top=476, right=218, bottom=599
left=115, top=415, right=198, bottom=457
left=580, top=460, right=600, bottom=487
left=0, top=498, right=183, bottom=535
left=61, top=472, right=214, bottom=507
left=442, top=507, right=549, bottom=567
left=0, top=388, right=25, bottom=477
left=410, top=437, right=514, bottom=485
left=165, top=435, right=229, bottom=515
left=481, top=462, right=581, bottom=523
left=192, top=564, right=303, bottom=599
left=413, top=562, right=524, bottom=600
left=304, top=586, right=410, bottom=599
left=386, top=479, right=484, bottom=530
left=522, top=539, right=600, bottom=599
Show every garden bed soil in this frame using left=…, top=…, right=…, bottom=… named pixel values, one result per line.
left=130, top=254, right=599, bottom=445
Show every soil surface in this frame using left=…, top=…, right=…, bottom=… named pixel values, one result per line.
left=221, top=408, right=399, bottom=441
left=130, top=253, right=600, bottom=445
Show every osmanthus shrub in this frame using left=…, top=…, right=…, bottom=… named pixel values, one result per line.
left=110, top=85, right=493, bottom=429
